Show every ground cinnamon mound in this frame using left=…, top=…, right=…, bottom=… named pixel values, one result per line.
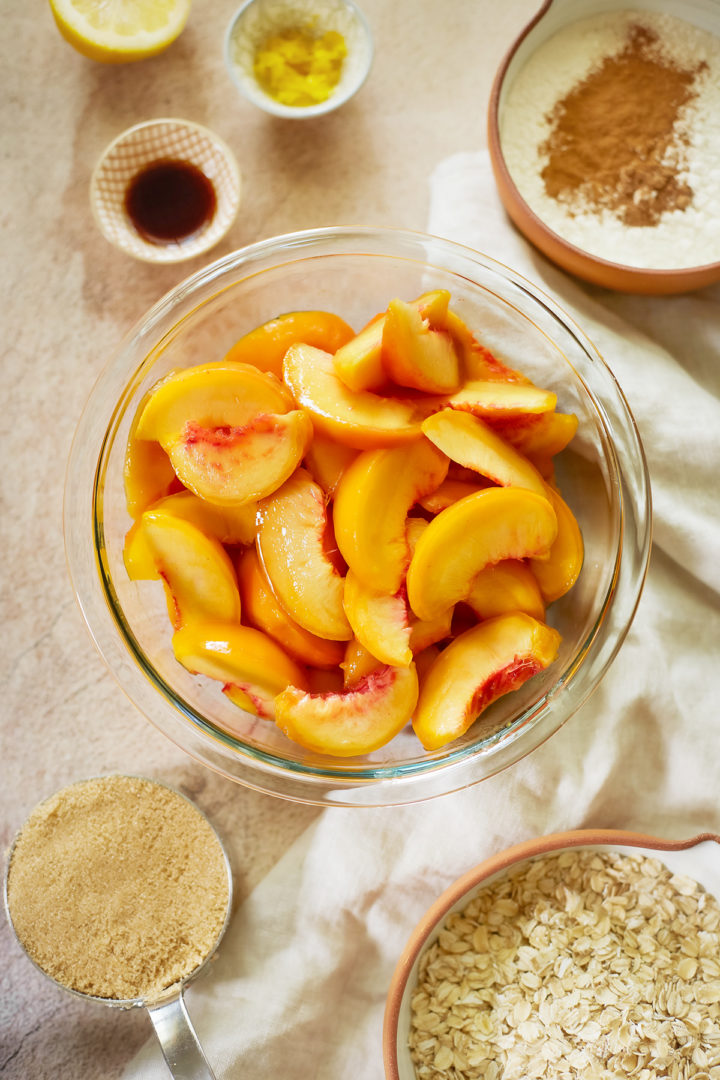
left=6, top=775, right=230, bottom=1001
left=541, top=25, right=707, bottom=226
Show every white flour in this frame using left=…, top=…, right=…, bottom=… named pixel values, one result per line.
left=499, top=10, right=720, bottom=269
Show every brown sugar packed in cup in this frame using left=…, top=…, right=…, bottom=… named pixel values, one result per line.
left=5, top=775, right=230, bottom=1001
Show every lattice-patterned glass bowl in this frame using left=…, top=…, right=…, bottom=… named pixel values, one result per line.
left=90, top=119, right=242, bottom=264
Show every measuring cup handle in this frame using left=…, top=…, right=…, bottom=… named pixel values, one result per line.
left=147, top=991, right=217, bottom=1080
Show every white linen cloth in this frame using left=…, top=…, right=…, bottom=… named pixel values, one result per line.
left=124, top=150, right=720, bottom=1080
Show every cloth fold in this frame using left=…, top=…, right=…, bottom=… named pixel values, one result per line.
left=124, top=150, right=720, bottom=1080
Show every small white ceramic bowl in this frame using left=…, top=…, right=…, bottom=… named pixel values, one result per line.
left=384, top=829, right=720, bottom=1078
left=224, top=0, right=373, bottom=118
left=90, top=118, right=242, bottom=264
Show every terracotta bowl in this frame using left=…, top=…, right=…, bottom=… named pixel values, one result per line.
left=487, top=0, right=720, bottom=295
left=383, top=829, right=720, bottom=1078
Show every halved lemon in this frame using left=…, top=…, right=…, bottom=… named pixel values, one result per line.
left=48, top=0, right=192, bottom=63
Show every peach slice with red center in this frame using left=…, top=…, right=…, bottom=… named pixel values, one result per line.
left=413, top=612, right=561, bottom=750
left=283, top=344, right=428, bottom=449
left=166, top=409, right=313, bottom=507
left=381, top=297, right=460, bottom=394
left=340, top=638, right=384, bottom=688
left=406, top=487, right=558, bottom=621
left=135, top=361, right=293, bottom=443
left=274, top=663, right=419, bottom=757
left=421, top=409, right=547, bottom=498
left=439, top=379, right=557, bottom=419
left=489, top=411, right=579, bottom=459
left=465, top=560, right=546, bottom=622
left=140, top=509, right=242, bottom=630
left=332, top=290, right=451, bottom=392
left=333, top=437, right=449, bottom=593
left=236, top=546, right=345, bottom=669
left=303, top=434, right=358, bottom=499
left=223, top=310, right=355, bottom=378
left=172, top=620, right=307, bottom=720
left=445, top=309, right=529, bottom=383
left=530, top=484, right=584, bottom=602
left=343, top=571, right=412, bottom=667
left=256, top=468, right=352, bottom=641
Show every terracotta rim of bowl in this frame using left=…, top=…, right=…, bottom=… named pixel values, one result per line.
left=382, top=827, right=720, bottom=1078
left=486, top=2, right=720, bottom=295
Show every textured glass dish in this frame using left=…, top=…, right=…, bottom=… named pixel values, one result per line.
left=64, top=227, right=651, bottom=807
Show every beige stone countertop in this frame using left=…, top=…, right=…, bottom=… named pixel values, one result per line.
left=1, top=2, right=538, bottom=1076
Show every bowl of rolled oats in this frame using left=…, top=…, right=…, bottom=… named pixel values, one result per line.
left=383, top=830, right=720, bottom=1079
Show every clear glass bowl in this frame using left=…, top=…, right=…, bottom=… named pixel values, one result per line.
left=64, top=227, right=651, bottom=807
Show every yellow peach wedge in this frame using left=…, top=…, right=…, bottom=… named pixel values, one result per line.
left=340, top=638, right=384, bottom=688
left=274, top=663, right=419, bottom=757
left=413, top=612, right=561, bottom=750
left=530, top=484, right=584, bottom=602
left=332, top=290, right=451, bottom=392
left=135, top=361, right=292, bottom=444
left=440, top=379, right=556, bottom=419
left=333, top=437, right=449, bottom=593
left=283, top=344, right=427, bottom=449
left=123, top=518, right=159, bottom=582
left=445, top=309, right=529, bottom=383
left=421, top=409, right=547, bottom=498
left=303, top=433, right=358, bottom=499
left=382, top=297, right=460, bottom=394
left=490, top=411, right=579, bottom=459
left=223, top=310, right=355, bottom=379
left=418, top=477, right=490, bottom=514
left=406, top=487, right=558, bottom=621
left=236, top=547, right=345, bottom=669
left=124, top=435, right=178, bottom=519
left=343, top=570, right=412, bottom=667
left=405, top=518, right=453, bottom=651
left=166, top=408, right=313, bottom=507
left=145, top=490, right=259, bottom=546
left=256, top=468, right=352, bottom=641
left=172, top=621, right=307, bottom=720
left=141, top=509, right=241, bottom=630
left=465, top=560, right=546, bottom=622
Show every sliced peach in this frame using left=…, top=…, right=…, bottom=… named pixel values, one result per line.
left=256, top=468, right=352, bottom=641
left=135, top=361, right=292, bottom=444
left=530, top=484, right=584, bottom=602
left=333, top=290, right=451, bottom=392
left=236, top=546, right=345, bottom=669
left=223, top=310, right=355, bottom=378
left=489, top=411, right=579, bottom=458
left=445, top=309, right=528, bottom=383
left=413, top=613, right=561, bottom=750
left=466, top=560, right=546, bottom=622
left=144, top=490, right=259, bottom=546
left=172, top=620, right=307, bottom=720
left=381, top=297, right=460, bottom=394
left=405, top=518, right=453, bottom=651
left=421, top=409, right=547, bottom=498
left=343, top=571, right=412, bottom=667
left=340, top=639, right=384, bottom=688
left=274, top=663, right=419, bottom=757
left=306, top=667, right=344, bottom=695
left=418, top=477, right=490, bottom=514
left=333, top=438, right=449, bottom=593
left=283, top=344, right=427, bottom=448
left=141, top=509, right=241, bottom=630
left=303, top=434, right=358, bottom=499
left=439, top=379, right=556, bottom=419
left=124, top=435, right=177, bottom=519
left=123, top=518, right=159, bottom=581
left=166, top=409, right=313, bottom=507
left=406, top=487, right=558, bottom=621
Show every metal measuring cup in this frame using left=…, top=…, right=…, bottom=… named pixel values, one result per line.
left=4, top=778, right=234, bottom=1080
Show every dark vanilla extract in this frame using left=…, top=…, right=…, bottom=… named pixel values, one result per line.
left=124, top=159, right=217, bottom=244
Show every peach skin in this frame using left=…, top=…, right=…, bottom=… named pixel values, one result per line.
left=283, top=344, right=427, bottom=449
left=141, top=509, right=242, bottom=630
left=172, top=620, right=308, bottom=720
left=333, top=438, right=449, bottom=593
left=223, top=310, right=355, bottom=378
left=406, top=487, right=558, bottom=621
left=343, top=570, right=412, bottom=667
left=166, top=409, right=313, bottom=507
left=530, top=484, right=585, bottom=602
left=236, top=546, right=345, bottom=669
left=413, top=612, right=561, bottom=750
left=421, top=409, right=547, bottom=497
left=256, top=468, right=352, bottom=642
left=274, top=663, right=419, bottom=757
left=382, top=297, right=460, bottom=394
left=332, top=290, right=451, bottom=392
